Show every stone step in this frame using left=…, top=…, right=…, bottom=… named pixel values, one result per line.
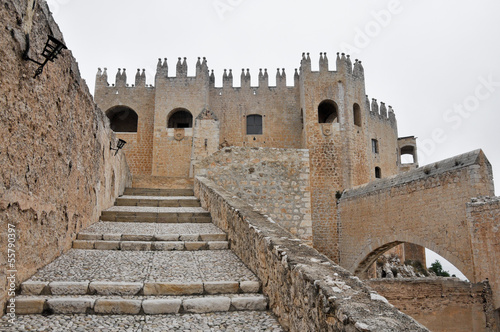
left=14, top=293, right=268, bottom=315
left=76, top=231, right=227, bottom=242
left=73, top=240, right=229, bottom=251
left=115, top=195, right=201, bottom=207
left=101, top=206, right=211, bottom=223
left=20, top=280, right=260, bottom=297
left=123, top=188, right=194, bottom=197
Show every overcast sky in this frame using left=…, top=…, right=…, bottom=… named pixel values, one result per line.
left=46, top=0, right=500, bottom=279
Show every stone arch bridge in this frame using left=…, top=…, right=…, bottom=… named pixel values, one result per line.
left=337, top=149, right=500, bottom=310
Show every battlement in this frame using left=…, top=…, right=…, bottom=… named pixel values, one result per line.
left=365, top=95, right=397, bottom=127
left=95, top=52, right=368, bottom=91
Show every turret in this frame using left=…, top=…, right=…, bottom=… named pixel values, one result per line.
left=209, top=70, right=215, bottom=86
left=346, top=55, right=352, bottom=75
left=223, top=69, right=233, bottom=88
left=95, top=67, right=108, bottom=88
left=196, top=57, right=202, bottom=77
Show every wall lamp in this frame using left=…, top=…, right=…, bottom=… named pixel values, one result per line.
left=110, top=139, right=127, bottom=156
left=23, top=35, right=67, bottom=78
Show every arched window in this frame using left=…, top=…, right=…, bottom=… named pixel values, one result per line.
left=353, top=103, right=361, bottom=127
left=375, top=167, right=382, bottom=179
left=106, top=106, right=138, bottom=132
left=318, top=100, right=338, bottom=123
left=168, top=109, right=193, bottom=128
left=247, top=114, right=263, bottom=135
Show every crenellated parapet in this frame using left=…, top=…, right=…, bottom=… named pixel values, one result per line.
left=366, top=96, right=397, bottom=126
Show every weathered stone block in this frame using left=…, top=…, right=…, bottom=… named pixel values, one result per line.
left=231, top=296, right=267, bottom=311
left=184, top=242, right=207, bottom=251
left=142, top=299, right=182, bottom=314
left=49, top=281, right=89, bottom=295
left=143, top=282, right=203, bottom=295
left=204, top=281, right=239, bottom=294
left=200, top=233, right=227, bottom=241
left=47, top=298, right=94, bottom=314
left=122, top=234, right=154, bottom=241
left=102, top=233, right=122, bottom=241
left=73, top=240, right=95, bottom=249
left=21, top=281, right=48, bottom=295
left=179, top=234, right=200, bottom=241
left=182, top=297, right=231, bottom=313
left=208, top=241, right=229, bottom=250
left=94, top=241, right=120, bottom=250
left=155, top=234, right=180, bottom=241
left=77, top=233, right=102, bottom=240
left=15, top=298, right=46, bottom=314
left=240, top=281, right=261, bottom=293
left=89, top=281, right=142, bottom=296
left=94, top=299, right=142, bottom=314
left=120, top=241, right=152, bottom=251
left=152, top=241, right=184, bottom=251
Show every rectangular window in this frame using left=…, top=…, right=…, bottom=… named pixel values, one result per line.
left=372, top=139, right=379, bottom=154
left=247, top=114, right=263, bottom=135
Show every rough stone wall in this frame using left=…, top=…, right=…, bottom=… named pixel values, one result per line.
left=338, top=150, right=494, bottom=280
left=94, top=76, right=155, bottom=176
left=0, top=0, right=131, bottom=311
left=467, top=196, right=500, bottom=310
left=367, top=278, right=499, bottom=332
left=194, top=147, right=312, bottom=242
left=194, top=176, right=428, bottom=332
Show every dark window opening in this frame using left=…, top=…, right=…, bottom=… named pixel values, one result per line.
left=318, top=100, right=338, bottom=123
left=300, top=109, right=304, bottom=130
left=247, top=114, right=263, bottom=135
left=353, top=103, right=361, bottom=127
left=375, top=167, right=382, bottom=179
left=168, top=109, right=193, bottom=128
left=372, top=139, right=379, bottom=154
left=106, top=106, right=138, bottom=132
left=400, top=146, right=416, bottom=164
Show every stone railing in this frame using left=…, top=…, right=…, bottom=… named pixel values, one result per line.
left=194, top=176, right=428, bottom=332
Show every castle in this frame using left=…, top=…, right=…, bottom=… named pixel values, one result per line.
left=94, top=52, right=422, bottom=262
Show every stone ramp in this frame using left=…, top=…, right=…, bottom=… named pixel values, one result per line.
left=9, top=188, right=280, bottom=328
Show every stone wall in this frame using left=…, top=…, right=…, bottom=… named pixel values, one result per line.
left=0, top=0, right=131, bottom=311
left=467, top=196, right=500, bottom=310
left=194, top=147, right=312, bottom=242
left=194, top=176, right=428, bottom=331
left=367, top=278, right=499, bottom=332
left=338, top=149, right=494, bottom=279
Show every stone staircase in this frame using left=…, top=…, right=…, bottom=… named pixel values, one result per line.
left=8, top=188, right=283, bottom=330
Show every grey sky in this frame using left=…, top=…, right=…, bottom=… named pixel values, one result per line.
left=46, top=0, right=500, bottom=278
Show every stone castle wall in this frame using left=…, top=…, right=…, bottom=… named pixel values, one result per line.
left=194, top=147, right=312, bottom=242
left=367, top=278, right=499, bottom=332
left=0, top=0, right=131, bottom=310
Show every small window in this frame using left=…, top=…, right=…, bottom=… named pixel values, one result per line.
left=375, top=167, right=382, bottom=179
left=372, top=139, right=379, bottom=154
left=247, top=114, right=263, bottom=135
left=318, top=100, right=338, bottom=123
left=400, top=145, right=416, bottom=164
left=300, top=109, right=304, bottom=130
left=168, top=109, right=193, bottom=128
left=353, top=103, right=361, bottom=127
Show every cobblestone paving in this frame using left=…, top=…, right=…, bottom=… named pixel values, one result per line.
left=83, top=222, right=224, bottom=235
left=27, top=250, right=258, bottom=283
left=1, top=312, right=284, bottom=331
